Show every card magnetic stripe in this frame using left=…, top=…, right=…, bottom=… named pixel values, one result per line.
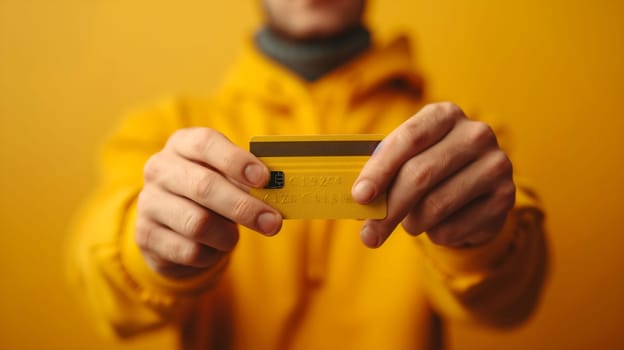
left=250, top=140, right=381, bottom=157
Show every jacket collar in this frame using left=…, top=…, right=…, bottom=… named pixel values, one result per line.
left=220, top=33, right=424, bottom=105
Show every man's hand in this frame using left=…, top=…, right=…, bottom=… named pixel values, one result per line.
left=136, top=128, right=283, bottom=278
left=352, top=102, right=515, bottom=248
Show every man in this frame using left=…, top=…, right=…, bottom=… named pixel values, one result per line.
left=68, top=0, right=547, bottom=349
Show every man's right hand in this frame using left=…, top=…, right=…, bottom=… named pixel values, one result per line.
left=136, top=128, right=283, bottom=278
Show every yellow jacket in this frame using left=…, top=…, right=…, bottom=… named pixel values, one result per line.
left=67, top=35, right=547, bottom=350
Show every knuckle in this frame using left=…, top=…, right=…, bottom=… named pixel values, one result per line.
left=404, top=160, right=434, bottom=190
left=231, top=196, right=254, bottom=223
left=195, top=128, right=222, bottom=152
left=396, top=120, right=430, bottom=151
left=426, top=102, right=463, bottom=120
left=193, top=171, right=217, bottom=199
left=143, top=154, right=163, bottom=182
left=136, top=189, right=150, bottom=211
left=424, top=194, right=451, bottom=220
left=439, top=101, right=463, bottom=116
left=183, top=210, right=210, bottom=238
left=413, top=168, right=434, bottom=190
left=168, top=129, right=187, bottom=144
left=401, top=215, right=420, bottom=235
left=499, top=179, right=517, bottom=198
left=183, top=245, right=204, bottom=265
left=173, top=243, right=209, bottom=267
left=135, top=221, right=154, bottom=250
left=219, top=151, right=239, bottom=176
left=496, top=181, right=517, bottom=211
left=200, top=127, right=222, bottom=140
left=170, top=244, right=202, bottom=265
left=420, top=103, right=438, bottom=116
left=489, top=150, right=513, bottom=178
left=183, top=128, right=213, bottom=156
left=466, top=121, right=496, bottom=147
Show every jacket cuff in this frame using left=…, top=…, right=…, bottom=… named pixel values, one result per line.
left=415, top=184, right=542, bottom=292
left=118, top=197, right=228, bottom=307
left=415, top=214, right=516, bottom=291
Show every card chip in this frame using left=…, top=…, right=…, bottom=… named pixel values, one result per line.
left=266, top=171, right=285, bottom=189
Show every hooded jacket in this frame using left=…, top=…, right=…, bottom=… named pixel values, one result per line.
left=67, top=35, right=547, bottom=350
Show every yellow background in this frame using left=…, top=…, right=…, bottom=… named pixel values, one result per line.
left=1, top=0, right=623, bottom=349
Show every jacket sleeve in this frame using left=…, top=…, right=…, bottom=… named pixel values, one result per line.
left=416, top=179, right=548, bottom=328
left=66, top=98, right=228, bottom=339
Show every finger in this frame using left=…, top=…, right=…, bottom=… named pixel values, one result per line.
left=424, top=190, right=514, bottom=248
left=359, top=120, right=499, bottom=248
left=401, top=149, right=514, bottom=236
left=142, top=256, right=215, bottom=279
left=167, top=128, right=269, bottom=188
left=135, top=219, right=224, bottom=268
left=138, top=186, right=239, bottom=252
left=149, top=154, right=282, bottom=235
left=352, top=102, right=463, bottom=204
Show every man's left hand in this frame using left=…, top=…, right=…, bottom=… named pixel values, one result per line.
left=352, top=102, right=515, bottom=248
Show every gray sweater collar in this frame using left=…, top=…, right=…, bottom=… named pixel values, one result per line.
left=255, top=26, right=371, bottom=81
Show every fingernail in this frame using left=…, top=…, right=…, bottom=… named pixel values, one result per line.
left=360, top=225, right=381, bottom=248
left=257, top=212, right=280, bottom=236
left=352, top=180, right=376, bottom=203
left=245, top=164, right=265, bottom=186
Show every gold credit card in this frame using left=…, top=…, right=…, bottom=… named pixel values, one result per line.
left=249, top=135, right=386, bottom=220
